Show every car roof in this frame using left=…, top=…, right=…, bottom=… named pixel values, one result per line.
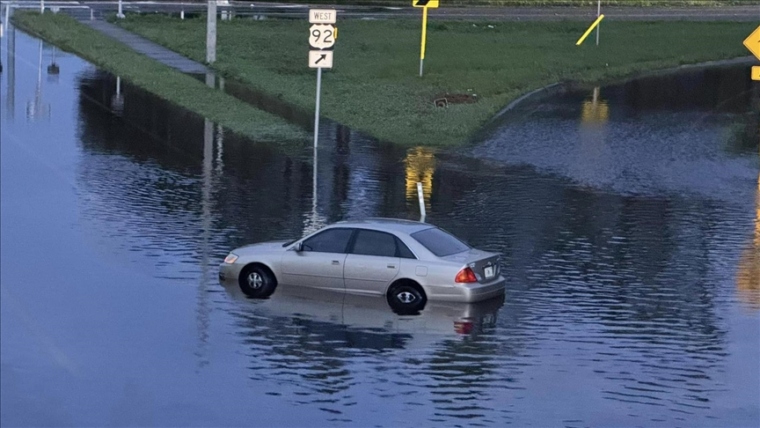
left=331, top=218, right=435, bottom=235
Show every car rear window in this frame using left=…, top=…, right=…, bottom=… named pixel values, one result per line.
left=410, top=227, right=470, bottom=257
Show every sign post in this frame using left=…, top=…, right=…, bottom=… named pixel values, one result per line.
left=595, top=0, right=600, bottom=46
left=742, top=25, right=760, bottom=81
left=308, top=9, right=336, bottom=150
left=413, top=0, right=438, bottom=77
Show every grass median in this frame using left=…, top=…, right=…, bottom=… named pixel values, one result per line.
left=12, top=12, right=309, bottom=146
left=118, top=15, right=754, bottom=146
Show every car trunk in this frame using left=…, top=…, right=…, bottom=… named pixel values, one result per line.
left=442, top=249, right=501, bottom=283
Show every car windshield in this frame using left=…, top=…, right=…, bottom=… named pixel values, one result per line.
left=410, top=227, right=470, bottom=257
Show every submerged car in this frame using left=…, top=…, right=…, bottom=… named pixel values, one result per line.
left=219, top=218, right=505, bottom=312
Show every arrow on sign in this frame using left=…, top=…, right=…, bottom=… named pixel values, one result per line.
left=315, top=54, right=327, bottom=64
left=413, top=0, right=438, bottom=8
left=743, top=25, right=760, bottom=60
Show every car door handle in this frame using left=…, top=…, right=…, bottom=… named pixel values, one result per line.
left=332, top=260, right=340, bottom=265
left=387, top=265, right=396, bottom=269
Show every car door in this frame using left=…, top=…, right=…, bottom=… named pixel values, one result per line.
left=343, top=229, right=402, bottom=296
left=280, top=228, right=354, bottom=292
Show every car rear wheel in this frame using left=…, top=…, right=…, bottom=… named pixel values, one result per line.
left=387, top=282, right=426, bottom=315
left=239, top=264, right=277, bottom=298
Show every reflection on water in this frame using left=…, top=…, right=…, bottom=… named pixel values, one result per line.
left=475, top=65, right=759, bottom=201
left=26, top=40, right=51, bottom=121
left=736, top=173, right=760, bottom=309
left=404, top=146, right=435, bottom=212
left=2, top=29, right=758, bottom=426
left=580, top=87, right=609, bottom=124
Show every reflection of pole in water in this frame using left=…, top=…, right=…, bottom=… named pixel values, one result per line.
left=26, top=40, right=51, bottom=121
left=6, top=8, right=15, bottom=121
left=195, top=75, right=218, bottom=367
left=302, top=143, right=326, bottom=235
left=0, top=4, right=3, bottom=73
left=196, top=117, right=214, bottom=368
left=215, top=123, right=224, bottom=175
left=111, top=76, right=125, bottom=114
left=404, top=147, right=435, bottom=213
left=581, top=87, right=608, bottom=124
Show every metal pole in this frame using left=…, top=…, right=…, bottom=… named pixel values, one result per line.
left=313, top=67, right=322, bottom=150
left=419, top=6, right=428, bottom=77
left=40, top=0, right=44, bottom=14
left=417, top=182, right=426, bottom=222
left=595, top=0, right=600, bottom=46
left=206, top=0, right=217, bottom=64
left=117, top=0, right=124, bottom=18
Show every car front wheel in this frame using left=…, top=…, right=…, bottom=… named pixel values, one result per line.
left=239, top=264, right=277, bottom=298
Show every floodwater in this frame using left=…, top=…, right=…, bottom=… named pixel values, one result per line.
left=1, top=28, right=758, bottom=427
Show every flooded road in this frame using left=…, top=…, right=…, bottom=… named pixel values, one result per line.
left=1, top=29, right=758, bottom=427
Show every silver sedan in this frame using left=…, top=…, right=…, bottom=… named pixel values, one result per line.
left=219, top=218, right=505, bottom=313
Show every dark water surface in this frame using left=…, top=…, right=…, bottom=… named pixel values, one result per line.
left=2, top=30, right=758, bottom=427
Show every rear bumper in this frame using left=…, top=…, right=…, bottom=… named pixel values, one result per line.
left=461, top=277, right=506, bottom=302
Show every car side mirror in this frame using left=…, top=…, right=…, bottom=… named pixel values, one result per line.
left=294, top=242, right=303, bottom=252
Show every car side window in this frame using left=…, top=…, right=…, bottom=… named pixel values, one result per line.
left=301, top=228, right=353, bottom=253
left=396, top=238, right=416, bottom=259
left=351, top=230, right=398, bottom=258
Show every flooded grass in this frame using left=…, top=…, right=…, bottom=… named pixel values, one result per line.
left=118, top=15, right=755, bottom=146
left=12, top=12, right=309, bottom=146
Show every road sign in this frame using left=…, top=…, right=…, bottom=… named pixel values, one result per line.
left=309, top=24, right=335, bottom=49
left=742, top=26, right=760, bottom=80
left=743, top=25, right=760, bottom=60
left=309, top=9, right=336, bottom=24
left=413, top=0, right=439, bottom=8
left=309, top=50, right=333, bottom=69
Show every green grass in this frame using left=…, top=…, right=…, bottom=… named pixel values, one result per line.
left=12, top=12, right=309, bottom=146
left=118, top=15, right=755, bottom=146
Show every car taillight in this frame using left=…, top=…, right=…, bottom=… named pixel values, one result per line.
left=455, top=267, right=478, bottom=283
left=454, top=320, right=474, bottom=335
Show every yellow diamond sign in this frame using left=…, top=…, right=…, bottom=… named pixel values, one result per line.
left=744, top=25, right=760, bottom=59
left=413, top=0, right=439, bottom=8
left=743, top=25, right=760, bottom=80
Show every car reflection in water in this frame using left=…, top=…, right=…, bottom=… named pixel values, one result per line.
left=223, top=283, right=505, bottom=337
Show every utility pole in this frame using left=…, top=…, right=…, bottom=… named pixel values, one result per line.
left=206, top=0, right=216, bottom=64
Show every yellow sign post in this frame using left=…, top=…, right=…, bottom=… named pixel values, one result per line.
left=414, top=0, right=438, bottom=77
left=576, top=15, right=605, bottom=46
left=743, top=25, right=760, bottom=81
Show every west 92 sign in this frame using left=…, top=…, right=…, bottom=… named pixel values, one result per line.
left=309, top=24, right=335, bottom=50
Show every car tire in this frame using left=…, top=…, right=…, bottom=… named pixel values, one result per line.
left=387, top=283, right=426, bottom=315
left=239, top=264, right=277, bottom=298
